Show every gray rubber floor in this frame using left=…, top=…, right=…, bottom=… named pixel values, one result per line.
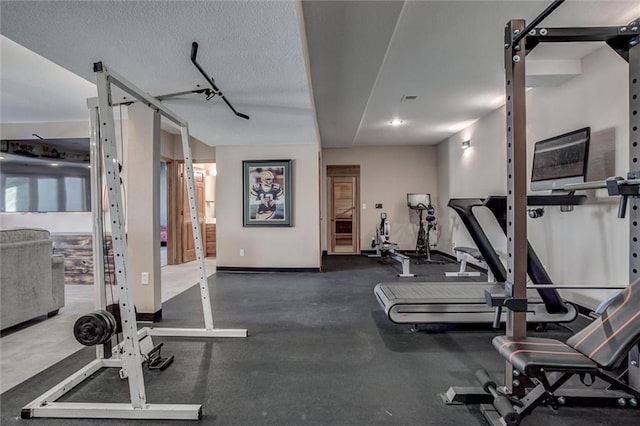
left=1, top=254, right=637, bottom=425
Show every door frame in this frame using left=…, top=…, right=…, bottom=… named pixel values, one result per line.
left=165, top=158, right=179, bottom=265
left=327, top=165, right=360, bottom=255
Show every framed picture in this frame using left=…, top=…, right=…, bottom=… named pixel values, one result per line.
left=243, top=160, right=292, bottom=227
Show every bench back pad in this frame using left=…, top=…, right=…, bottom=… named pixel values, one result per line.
left=567, top=277, right=640, bottom=369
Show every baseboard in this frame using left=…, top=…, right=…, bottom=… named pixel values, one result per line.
left=217, top=266, right=321, bottom=273
left=136, top=309, right=162, bottom=323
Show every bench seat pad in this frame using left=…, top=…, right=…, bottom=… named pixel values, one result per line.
left=493, top=336, right=596, bottom=376
left=454, top=246, right=483, bottom=260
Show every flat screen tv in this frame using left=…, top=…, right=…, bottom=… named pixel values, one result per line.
left=530, top=127, right=590, bottom=191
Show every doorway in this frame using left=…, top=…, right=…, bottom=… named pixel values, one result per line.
left=160, top=160, right=168, bottom=266
left=179, top=163, right=206, bottom=263
left=327, top=165, right=360, bottom=255
left=166, top=161, right=216, bottom=264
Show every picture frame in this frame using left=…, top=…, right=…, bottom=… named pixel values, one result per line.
left=243, top=159, right=292, bottom=227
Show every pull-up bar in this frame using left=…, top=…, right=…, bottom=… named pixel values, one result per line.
left=190, top=42, right=250, bottom=120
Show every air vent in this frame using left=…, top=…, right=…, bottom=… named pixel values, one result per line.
left=401, top=95, right=418, bottom=102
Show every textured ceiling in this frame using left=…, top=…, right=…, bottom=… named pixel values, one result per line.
left=1, top=1, right=639, bottom=149
left=0, top=0, right=316, bottom=146
left=0, top=36, right=96, bottom=123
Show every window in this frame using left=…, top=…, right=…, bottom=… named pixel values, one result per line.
left=38, top=178, right=59, bottom=211
left=0, top=163, right=90, bottom=212
left=4, top=177, right=30, bottom=212
left=64, top=177, right=85, bottom=211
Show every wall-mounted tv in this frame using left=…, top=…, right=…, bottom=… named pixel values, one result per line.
left=530, top=127, right=590, bottom=191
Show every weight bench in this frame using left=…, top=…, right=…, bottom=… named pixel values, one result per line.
left=445, top=246, right=495, bottom=281
left=480, top=277, right=640, bottom=425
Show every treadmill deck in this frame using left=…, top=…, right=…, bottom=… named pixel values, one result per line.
left=374, top=282, right=577, bottom=324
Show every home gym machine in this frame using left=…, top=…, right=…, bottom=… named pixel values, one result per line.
left=22, top=52, right=248, bottom=421
left=407, top=193, right=443, bottom=264
left=441, top=2, right=640, bottom=425
left=369, top=213, right=414, bottom=277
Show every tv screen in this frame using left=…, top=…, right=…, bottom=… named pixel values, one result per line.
left=407, top=193, right=431, bottom=209
left=530, top=127, right=590, bottom=191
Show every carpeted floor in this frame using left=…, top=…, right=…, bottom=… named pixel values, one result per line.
left=1, top=254, right=636, bottom=425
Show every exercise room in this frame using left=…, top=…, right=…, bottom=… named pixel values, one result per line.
left=1, top=1, right=638, bottom=425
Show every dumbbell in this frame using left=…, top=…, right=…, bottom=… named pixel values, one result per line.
left=476, top=369, right=521, bottom=426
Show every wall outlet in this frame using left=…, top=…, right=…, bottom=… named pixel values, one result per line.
left=240, top=249, right=245, bottom=257
left=141, top=272, right=149, bottom=285
left=362, top=203, right=366, bottom=209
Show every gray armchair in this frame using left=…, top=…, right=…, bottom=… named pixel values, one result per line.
left=0, top=228, right=65, bottom=330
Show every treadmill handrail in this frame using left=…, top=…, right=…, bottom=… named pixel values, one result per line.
left=483, top=195, right=568, bottom=314
left=447, top=198, right=507, bottom=283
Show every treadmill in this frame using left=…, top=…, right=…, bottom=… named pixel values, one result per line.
left=374, top=195, right=584, bottom=325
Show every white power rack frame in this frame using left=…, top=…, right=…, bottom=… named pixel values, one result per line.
left=21, top=62, right=247, bottom=421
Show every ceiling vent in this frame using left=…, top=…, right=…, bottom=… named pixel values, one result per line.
left=401, top=95, right=418, bottom=102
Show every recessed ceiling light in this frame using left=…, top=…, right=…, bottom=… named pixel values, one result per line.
left=51, top=163, right=59, bottom=167
left=389, top=119, right=404, bottom=126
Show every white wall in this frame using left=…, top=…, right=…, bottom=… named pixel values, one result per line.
left=125, top=104, right=162, bottom=314
left=162, top=131, right=215, bottom=161
left=216, top=144, right=321, bottom=268
left=322, top=145, right=438, bottom=251
left=437, top=46, right=629, bottom=309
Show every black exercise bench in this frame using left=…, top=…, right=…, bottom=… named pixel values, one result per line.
left=483, top=277, right=640, bottom=425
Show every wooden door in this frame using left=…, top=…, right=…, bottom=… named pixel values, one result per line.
left=179, top=164, right=206, bottom=263
left=328, top=172, right=360, bottom=254
left=165, top=159, right=178, bottom=265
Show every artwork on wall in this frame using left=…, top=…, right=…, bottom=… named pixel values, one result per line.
left=0, top=139, right=90, bottom=163
left=243, top=160, right=292, bottom=227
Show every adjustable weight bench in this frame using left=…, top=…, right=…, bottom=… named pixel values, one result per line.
left=446, top=246, right=495, bottom=281
left=481, top=277, right=640, bottom=425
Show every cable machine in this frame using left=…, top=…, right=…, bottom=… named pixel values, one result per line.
left=21, top=55, right=248, bottom=420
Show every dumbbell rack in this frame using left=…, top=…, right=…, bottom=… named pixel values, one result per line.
left=21, top=63, right=246, bottom=421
